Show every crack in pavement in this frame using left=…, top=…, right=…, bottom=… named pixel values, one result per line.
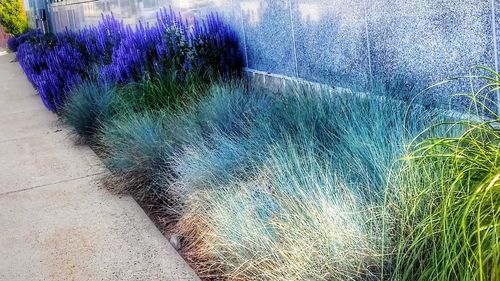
left=0, top=171, right=108, bottom=197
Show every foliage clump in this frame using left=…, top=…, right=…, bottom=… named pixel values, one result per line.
left=386, top=67, right=500, bottom=281
left=0, top=0, right=28, bottom=36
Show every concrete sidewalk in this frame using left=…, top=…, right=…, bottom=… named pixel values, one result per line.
left=0, top=53, right=199, bottom=280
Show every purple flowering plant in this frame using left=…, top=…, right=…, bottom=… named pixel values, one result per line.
left=16, top=8, right=242, bottom=112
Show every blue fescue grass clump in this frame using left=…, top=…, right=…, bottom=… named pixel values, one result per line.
left=60, top=81, right=122, bottom=142
left=98, top=83, right=276, bottom=211
left=16, top=8, right=243, bottom=112
left=177, top=143, right=388, bottom=280
left=251, top=85, right=438, bottom=195
left=99, top=111, right=177, bottom=202
left=184, top=84, right=278, bottom=138
left=167, top=85, right=279, bottom=206
left=168, top=83, right=442, bottom=279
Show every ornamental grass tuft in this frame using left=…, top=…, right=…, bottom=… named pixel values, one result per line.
left=98, top=111, right=177, bottom=202
left=60, top=80, right=123, bottom=143
left=385, top=67, right=500, bottom=281
left=171, top=83, right=440, bottom=280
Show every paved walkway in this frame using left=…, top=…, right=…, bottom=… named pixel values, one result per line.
left=0, top=53, right=199, bottom=280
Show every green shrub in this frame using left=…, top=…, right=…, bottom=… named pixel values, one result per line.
left=0, top=0, right=28, bottom=36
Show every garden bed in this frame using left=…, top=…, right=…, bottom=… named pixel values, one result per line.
left=11, top=7, right=499, bottom=281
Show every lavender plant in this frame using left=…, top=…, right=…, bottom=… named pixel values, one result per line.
left=16, top=19, right=124, bottom=111
left=6, top=29, right=40, bottom=52
left=16, top=8, right=242, bottom=112
left=102, top=8, right=242, bottom=84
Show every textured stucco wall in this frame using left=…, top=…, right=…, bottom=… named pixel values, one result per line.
left=46, top=0, right=499, bottom=107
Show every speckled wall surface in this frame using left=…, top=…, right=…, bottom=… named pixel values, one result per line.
left=46, top=0, right=499, bottom=105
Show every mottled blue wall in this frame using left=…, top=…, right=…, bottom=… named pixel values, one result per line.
left=46, top=0, right=499, bottom=107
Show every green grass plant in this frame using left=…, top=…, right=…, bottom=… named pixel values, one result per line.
left=385, top=68, right=500, bottom=281
left=119, top=69, right=211, bottom=113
